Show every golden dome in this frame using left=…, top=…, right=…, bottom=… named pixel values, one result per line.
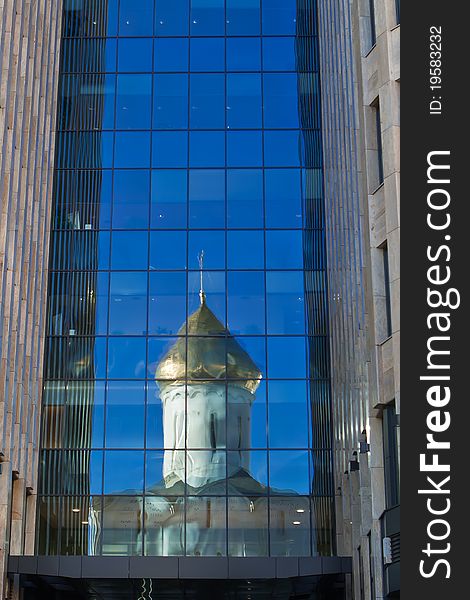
left=155, top=297, right=262, bottom=393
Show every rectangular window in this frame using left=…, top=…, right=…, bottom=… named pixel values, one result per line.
left=369, top=0, right=376, bottom=47
left=395, top=0, right=400, bottom=25
left=382, top=242, right=392, bottom=338
left=383, top=403, right=400, bottom=508
left=372, top=98, right=384, bottom=186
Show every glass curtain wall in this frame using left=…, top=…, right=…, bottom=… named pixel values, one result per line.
left=38, top=0, right=333, bottom=558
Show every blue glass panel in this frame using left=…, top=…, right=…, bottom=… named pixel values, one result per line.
left=190, top=38, right=225, bottom=72
left=94, top=272, right=110, bottom=335
left=227, top=131, right=262, bottom=167
left=67, top=382, right=106, bottom=449
left=267, top=337, right=306, bottom=378
left=262, top=0, right=297, bottom=35
left=152, top=132, right=188, bottom=168
left=190, top=74, right=225, bottom=129
left=189, top=131, right=225, bottom=167
left=111, top=231, right=148, bottom=270
left=266, top=271, right=305, bottom=334
left=112, top=170, right=150, bottom=229
left=189, top=169, right=225, bottom=228
left=155, top=0, right=189, bottom=36
left=148, top=338, right=180, bottom=376
left=268, top=381, right=309, bottom=447
left=226, top=74, right=262, bottom=129
left=107, top=337, right=147, bottom=379
left=109, top=272, right=148, bottom=335
left=146, top=383, right=164, bottom=447
left=227, top=271, right=265, bottom=335
left=153, top=74, right=188, bottom=129
left=148, top=272, right=186, bottom=335
left=116, top=74, right=152, bottom=129
left=227, top=451, right=268, bottom=488
left=118, top=38, right=153, bottom=72
left=227, top=170, right=263, bottom=229
left=119, top=0, right=154, bottom=36
left=145, top=451, right=165, bottom=488
left=233, top=337, right=266, bottom=377
left=264, top=131, right=302, bottom=167
left=149, top=231, right=187, bottom=270
left=105, top=382, right=146, bottom=448
left=151, top=170, right=187, bottom=228
left=250, top=379, right=267, bottom=448
left=114, top=132, right=151, bottom=168
left=226, top=38, right=261, bottom=71
left=262, top=37, right=296, bottom=71
left=265, top=169, right=302, bottom=228
left=103, top=450, right=145, bottom=493
left=226, top=0, right=260, bottom=35
left=188, top=230, right=225, bottom=270
left=188, top=271, right=226, bottom=323
left=263, top=74, right=300, bottom=129
left=266, top=230, right=303, bottom=269
left=227, top=230, right=264, bottom=269
left=269, top=450, right=310, bottom=494
left=190, top=0, right=225, bottom=35
left=154, top=38, right=189, bottom=72
left=97, top=232, right=111, bottom=270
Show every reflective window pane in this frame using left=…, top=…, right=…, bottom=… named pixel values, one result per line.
left=189, top=170, right=225, bottom=227
left=116, top=74, right=152, bottom=129
left=150, top=231, right=187, bottom=270
left=262, top=37, right=297, bottom=71
left=102, top=495, right=143, bottom=555
left=262, top=0, right=297, bottom=35
left=151, top=170, right=187, bottom=228
left=190, top=0, right=225, bottom=36
left=112, top=170, right=150, bottom=229
left=226, top=74, right=262, bottom=129
left=190, top=74, right=225, bottom=130
left=267, top=337, right=306, bottom=379
left=227, top=38, right=261, bottom=71
left=114, top=132, right=151, bottom=168
left=186, top=496, right=227, bottom=556
left=155, top=0, right=189, bottom=36
left=227, top=231, right=264, bottom=269
left=111, top=231, right=148, bottom=270
left=269, top=450, right=310, bottom=494
left=227, top=170, right=263, bottom=229
left=268, top=381, right=309, bottom=447
left=270, top=496, right=311, bottom=556
left=119, top=0, right=154, bottom=36
left=265, top=169, right=302, bottom=228
left=153, top=74, right=188, bottom=129
left=188, top=230, right=225, bottom=270
left=226, top=0, right=260, bottom=36
left=154, top=38, right=189, bottom=72
left=190, top=38, right=225, bottom=72
left=264, top=74, right=300, bottom=129
left=152, top=132, right=188, bottom=168
left=105, top=382, right=145, bottom=448
left=118, top=38, right=153, bottom=72
left=266, top=230, right=304, bottom=269
left=227, top=131, right=262, bottom=167
left=190, top=131, right=225, bottom=167
left=264, top=131, right=302, bottom=167
left=148, top=272, right=186, bottom=335
left=107, top=338, right=147, bottom=379
left=266, top=271, right=305, bottom=334
left=228, top=271, right=265, bottom=336
left=104, top=452, right=144, bottom=494
left=109, top=272, right=148, bottom=335
left=144, top=496, right=185, bottom=555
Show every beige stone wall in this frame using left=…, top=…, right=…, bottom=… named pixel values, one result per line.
left=0, top=0, right=62, bottom=596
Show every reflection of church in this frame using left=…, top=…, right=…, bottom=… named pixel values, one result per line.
left=98, top=292, right=312, bottom=557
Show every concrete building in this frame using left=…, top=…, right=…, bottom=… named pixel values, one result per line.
left=0, top=1, right=399, bottom=598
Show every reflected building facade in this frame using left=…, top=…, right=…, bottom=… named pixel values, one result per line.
left=37, top=0, right=334, bottom=562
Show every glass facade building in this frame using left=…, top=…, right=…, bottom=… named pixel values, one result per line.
left=38, top=0, right=333, bottom=559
